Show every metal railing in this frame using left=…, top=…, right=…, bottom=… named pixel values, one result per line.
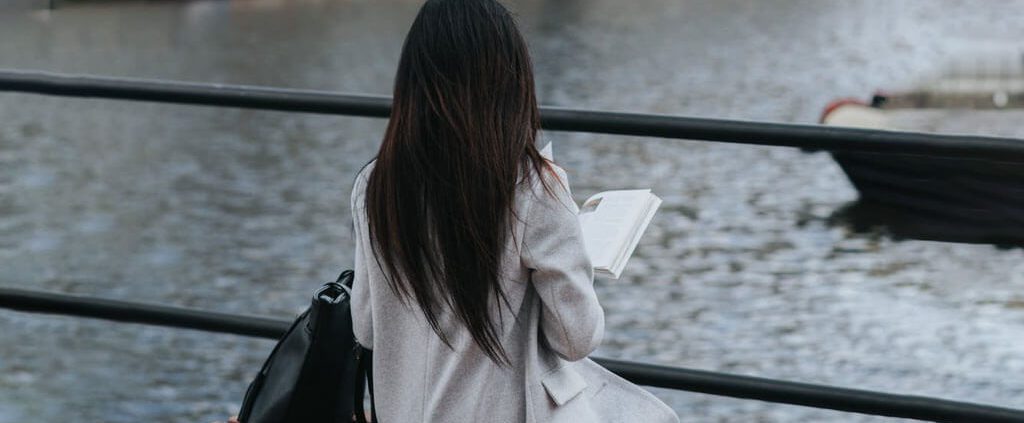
left=2, top=69, right=1024, bottom=422
left=3, top=69, right=1024, bottom=162
left=2, top=286, right=1023, bottom=422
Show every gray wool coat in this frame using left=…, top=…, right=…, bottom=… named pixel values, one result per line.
left=350, top=160, right=679, bottom=423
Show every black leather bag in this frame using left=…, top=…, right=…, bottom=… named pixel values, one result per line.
left=237, top=270, right=376, bottom=423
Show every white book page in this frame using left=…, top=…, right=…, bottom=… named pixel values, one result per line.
left=609, top=195, right=661, bottom=277
left=577, top=189, right=650, bottom=271
left=533, top=147, right=657, bottom=277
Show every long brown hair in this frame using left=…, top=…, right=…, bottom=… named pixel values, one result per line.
left=365, top=0, right=551, bottom=366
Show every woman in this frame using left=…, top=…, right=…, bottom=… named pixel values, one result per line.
left=349, top=0, right=679, bottom=422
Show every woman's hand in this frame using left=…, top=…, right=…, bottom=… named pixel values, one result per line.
left=227, top=417, right=239, bottom=423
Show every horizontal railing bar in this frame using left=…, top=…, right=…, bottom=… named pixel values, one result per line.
left=0, top=285, right=290, bottom=338
left=0, top=69, right=392, bottom=118
left=597, top=359, right=1024, bottom=423
left=2, top=286, right=1022, bottom=422
left=3, top=69, right=1024, bottom=163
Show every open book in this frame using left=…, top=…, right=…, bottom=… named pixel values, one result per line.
left=578, top=190, right=661, bottom=279
left=540, top=142, right=661, bottom=279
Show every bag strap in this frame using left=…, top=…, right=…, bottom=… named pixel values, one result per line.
left=343, top=200, right=376, bottom=421
left=347, top=265, right=374, bottom=422
left=353, top=346, right=377, bottom=423
left=367, top=350, right=377, bottom=423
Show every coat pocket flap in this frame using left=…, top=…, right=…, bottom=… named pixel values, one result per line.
left=541, top=364, right=588, bottom=406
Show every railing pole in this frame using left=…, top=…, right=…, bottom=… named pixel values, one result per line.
left=3, top=69, right=1024, bottom=163
left=2, top=286, right=1023, bottom=422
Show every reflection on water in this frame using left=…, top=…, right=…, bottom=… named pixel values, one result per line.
left=2, top=0, right=1024, bottom=421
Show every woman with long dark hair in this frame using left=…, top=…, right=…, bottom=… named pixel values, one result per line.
left=350, top=0, right=679, bottom=421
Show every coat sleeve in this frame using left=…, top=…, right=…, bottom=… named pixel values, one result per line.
left=350, top=168, right=374, bottom=348
left=521, top=164, right=604, bottom=361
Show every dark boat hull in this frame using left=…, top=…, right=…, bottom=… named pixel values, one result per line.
left=831, top=150, right=1024, bottom=245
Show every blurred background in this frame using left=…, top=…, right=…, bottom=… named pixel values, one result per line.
left=1, top=0, right=1023, bottom=421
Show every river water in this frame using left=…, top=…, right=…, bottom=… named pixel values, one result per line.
left=1, top=1, right=1023, bottom=421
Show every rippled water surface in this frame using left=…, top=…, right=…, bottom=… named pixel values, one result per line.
left=2, top=1, right=1024, bottom=421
